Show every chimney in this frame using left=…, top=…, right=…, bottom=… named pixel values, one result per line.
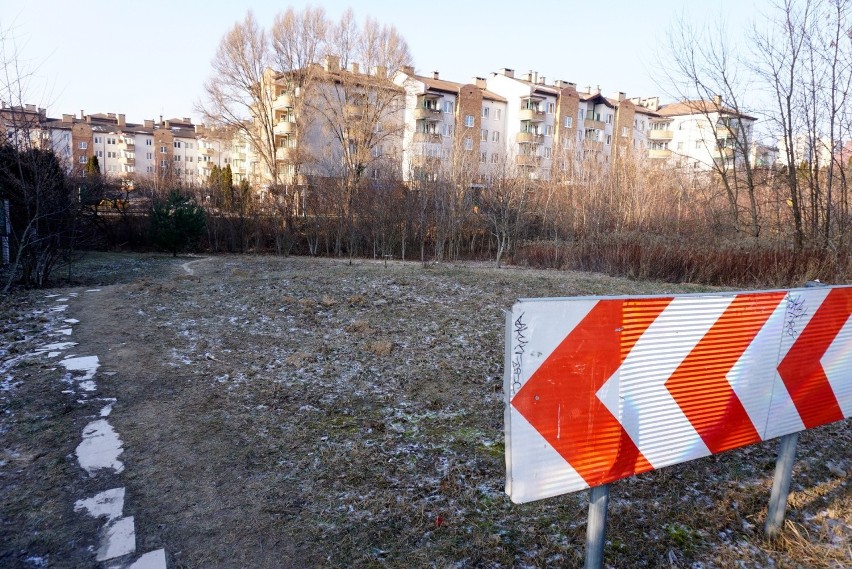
left=474, top=77, right=486, bottom=89
left=372, top=65, right=387, bottom=78
left=62, top=113, right=74, bottom=123
left=432, top=71, right=439, bottom=80
left=402, top=65, right=414, bottom=75
left=118, top=114, right=126, bottom=127
left=583, top=86, right=591, bottom=94
left=322, top=55, right=340, bottom=72
left=159, top=114, right=163, bottom=125
left=531, top=71, right=538, bottom=84
left=499, top=68, right=514, bottom=78
left=144, top=119, right=154, bottom=128
left=614, top=91, right=626, bottom=102
left=183, top=117, right=191, bottom=123
left=348, top=62, right=359, bottom=74
left=80, top=110, right=85, bottom=119
left=712, top=94, right=722, bottom=106
left=591, top=85, right=601, bottom=95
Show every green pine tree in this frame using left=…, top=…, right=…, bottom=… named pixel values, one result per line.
left=150, top=191, right=206, bottom=256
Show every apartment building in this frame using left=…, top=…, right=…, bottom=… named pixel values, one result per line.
left=269, top=56, right=405, bottom=192
left=638, top=96, right=756, bottom=171
left=393, top=68, right=508, bottom=182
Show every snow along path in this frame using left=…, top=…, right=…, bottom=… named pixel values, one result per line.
left=41, top=290, right=167, bottom=568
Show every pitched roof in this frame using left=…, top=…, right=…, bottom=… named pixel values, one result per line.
left=656, top=100, right=756, bottom=120
left=414, top=74, right=507, bottom=103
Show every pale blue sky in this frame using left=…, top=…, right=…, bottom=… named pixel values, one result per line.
left=3, top=0, right=762, bottom=124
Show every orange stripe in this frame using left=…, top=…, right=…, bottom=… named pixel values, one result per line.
left=778, top=288, right=850, bottom=428
left=512, top=298, right=670, bottom=486
left=665, top=292, right=786, bottom=453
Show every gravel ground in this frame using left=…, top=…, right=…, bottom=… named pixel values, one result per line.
left=1, top=253, right=849, bottom=568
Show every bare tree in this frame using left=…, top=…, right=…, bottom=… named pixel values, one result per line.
left=197, top=12, right=279, bottom=191
left=661, top=16, right=762, bottom=240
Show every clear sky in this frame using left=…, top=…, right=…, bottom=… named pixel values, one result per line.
left=3, top=0, right=763, bottom=125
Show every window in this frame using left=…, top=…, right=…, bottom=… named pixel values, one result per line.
left=579, top=109, right=585, bottom=120
left=79, top=141, right=88, bottom=149
left=160, top=160, right=168, bottom=168
left=443, top=101, right=454, bottom=114
left=482, top=107, right=489, bottom=119
left=78, top=156, right=87, bottom=163
left=107, top=137, right=116, bottom=145
left=491, top=153, right=499, bottom=163
left=606, top=114, right=613, bottom=125
left=481, top=129, right=488, bottom=142
left=605, top=135, right=612, bottom=145
left=464, top=137, right=473, bottom=150
left=174, top=155, right=181, bottom=162
left=96, top=150, right=103, bottom=158
left=547, top=103, right=555, bottom=114
left=495, top=108, right=501, bottom=120
left=492, top=131, right=500, bottom=143
left=146, top=139, right=152, bottom=146
left=544, top=147, right=552, bottom=158
left=107, top=151, right=117, bottom=158
left=146, top=166, right=153, bottom=173
left=695, top=140, right=702, bottom=149
left=545, top=125, right=554, bottom=137
left=480, top=152, right=486, bottom=163
left=564, top=116, right=572, bottom=128
left=147, top=152, right=153, bottom=159
left=464, top=115, right=474, bottom=128
left=621, top=126, right=628, bottom=137
left=160, top=146, right=167, bottom=154
left=371, top=145, right=383, bottom=158
left=443, top=124, right=454, bottom=136
left=94, top=136, right=102, bottom=144
left=174, top=141, right=181, bottom=148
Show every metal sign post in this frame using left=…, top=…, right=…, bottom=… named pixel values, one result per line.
left=765, top=432, right=799, bottom=538
left=584, top=484, right=610, bottom=569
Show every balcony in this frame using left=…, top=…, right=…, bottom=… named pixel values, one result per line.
left=122, top=156, right=135, bottom=165
left=517, top=132, right=543, bottom=144
left=274, top=93, right=293, bottom=109
left=515, top=154, right=540, bottom=167
left=647, top=129, right=674, bottom=140
left=413, top=132, right=442, bottom=144
left=411, top=154, right=442, bottom=167
left=584, top=119, right=605, bottom=131
left=413, top=107, right=442, bottom=121
left=274, top=120, right=296, bottom=136
left=122, top=141, right=135, bottom=150
left=712, top=147, right=734, bottom=158
left=716, top=126, right=738, bottom=139
left=648, top=149, right=672, bottom=159
left=202, top=146, right=215, bottom=155
left=519, top=108, right=545, bottom=122
left=276, top=147, right=297, bottom=161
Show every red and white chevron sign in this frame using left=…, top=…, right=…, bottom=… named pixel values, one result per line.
left=505, top=286, right=852, bottom=504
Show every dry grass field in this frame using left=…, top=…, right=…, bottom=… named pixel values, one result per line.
left=1, top=253, right=849, bottom=568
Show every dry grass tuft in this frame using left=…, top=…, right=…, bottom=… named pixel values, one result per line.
left=345, top=319, right=373, bottom=334
left=285, top=352, right=314, bottom=366
left=347, top=294, right=367, bottom=305
left=320, top=294, right=337, bottom=307
left=365, top=340, right=393, bottom=356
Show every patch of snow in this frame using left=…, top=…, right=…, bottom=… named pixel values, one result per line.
left=56, top=328, right=73, bottom=336
left=44, top=294, right=59, bottom=298
left=50, top=305, right=67, bottom=312
left=1, top=376, right=22, bottom=392
left=97, top=516, right=136, bottom=561
left=47, top=352, right=61, bottom=358
left=79, top=380, right=97, bottom=392
left=35, top=341, right=77, bottom=354
left=108, top=549, right=168, bottom=569
left=76, top=419, right=124, bottom=475
left=60, top=355, right=100, bottom=381
left=64, top=318, right=80, bottom=324
left=86, top=289, right=101, bottom=292
left=56, top=297, right=69, bottom=302
left=24, top=556, right=48, bottom=568
left=74, top=487, right=125, bottom=522
left=100, top=403, right=114, bottom=417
